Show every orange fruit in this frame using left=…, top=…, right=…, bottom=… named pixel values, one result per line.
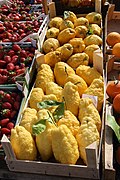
left=106, top=32, right=120, bottom=47
left=112, top=43, right=120, bottom=57
left=113, top=94, right=120, bottom=113
left=106, top=80, right=120, bottom=98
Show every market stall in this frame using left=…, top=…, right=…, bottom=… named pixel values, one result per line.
left=0, top=1, right=120, bottom=180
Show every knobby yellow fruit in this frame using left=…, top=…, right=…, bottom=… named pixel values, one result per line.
left=76, top=116, right=100, bottom=165
left=56, top=43, right=73, bottom=61
left=36, top=121, right=56, bottom=161
left=67, top=52, right=89, bottom=69
left=20, top=107, right=38, bottom=134
left=63, top=81, right=80, bottom=116
left=29, top=88, right=44, bottom=111
left=57, top=28, right=76, bottom=45
left=76, top=65, right=102, bottom=86
left=60, top=20, right=74, bottom=31
left=42, top=38, right=60, bottom=54
left=46, top=27, right=59, bottom=39
left=58, top=110, right=80, bottom=136
left=35, top=64, right=54, bottom=93
left=10, top=125, right=37, bottom=160
left=84, top=78, right=104, bottom=112
left=84, top=34, right=102, bottom=46
left=51, top=124, right=79, bottom=164
left=44, top=50, right=62, bottom=67
left=69, top=38, right=85, bottom=54
left=78, top=97, right=101, bottom=132
left=46, top=82, right=63, bottom=102
left=74, top=17, right=89, bottom=27
left=65, top=74, right=88, bottom=97
left=75, top=25, right=88, bottom=39
left=86, top=12, right=102, bottom=26
left=49, top=17, right=63, bottom=29
left=84, top=44, right=100, bottom=65
left=54, top=62, right=75, bottom=87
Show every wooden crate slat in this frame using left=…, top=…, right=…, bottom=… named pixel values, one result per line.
left=6, top=158, right=99, bottom=179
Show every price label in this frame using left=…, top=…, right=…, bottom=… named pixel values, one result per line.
left=82, top=94, right=98, bottom=108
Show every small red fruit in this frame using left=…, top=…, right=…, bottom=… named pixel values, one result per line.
left=16, top=94, right=21, bottom=101
left=16, top=68, right=25, bottom=75
left=11, top=92, right=17, bottom=98
left=10, top=110, right=17, bottom=119
left=1, top=109, right=11, bottom=118
left=0, top=118, right=10, bottom=127
left=2, top=69, right=8, bottom=76
left=11, top=55, right=18, bottom=64
left=20, top=50, right=27, bottom=58
left=4, top=55, right=11, bottom=63
left=12, top=44, right=21, bottom=51
left=0, top=90, right=5, bottom=99
left=3, top=93, right=11, bottom=102
left=2, top=102, right=12, bottom=109
left=13, top=101, right=20, bottom=110
left=7, top=122, right=14, bottom=130
left=7, top=63, right=15, bottom=71
left=0, top=60, right=6, bottom=68
left=8, top=50, right=15, bottom=56
left=1, top=127, right=10, bottom=135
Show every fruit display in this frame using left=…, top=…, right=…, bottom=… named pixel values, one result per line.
left=106, top=30, right=120, bottom=179
left=0, top=20, right=44, bottom=42
left=0, top=43, right=36, bottom=85
left=3, top=10, right=104, bottom=170
left=1, top=0, right=118, bottom=178
left=0, top=0, right=44, bottom=21
left=0, top=89, right=23, bottom=139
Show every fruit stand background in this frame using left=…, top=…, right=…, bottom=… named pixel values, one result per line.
left=1, top=1, right=120, bottom=180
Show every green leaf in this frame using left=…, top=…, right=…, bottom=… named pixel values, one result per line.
left=37, top=100, right=63, bottom=109
left=32, top=119, right=47, bottom=135
left=53, top=102, right=65, bottom=122
left=32, top=111, right=55, bottom=135
left=107, top=114, right=120, bottom=142
left=87, top=25, right=93, bottom=35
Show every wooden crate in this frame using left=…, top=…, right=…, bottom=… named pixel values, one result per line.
left=104, top=6, right=120, bottom=179
left=1, top=53, right=105, bottom=180
left=1, top=1, right=106, bottom=179
left=1, top=53, right=105, bottom=179
left=104, top=104, right=115, bottom=180
left=107, top=4, right=120, bottom=34
left=1, top=132, right=103, bottom=179
left=42, top=0, right=102, bottom=18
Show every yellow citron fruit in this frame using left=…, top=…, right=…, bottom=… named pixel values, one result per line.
left=49, top=17, right=63, bottom=29
left=46, top=27, right=59, bottom=39
left=42, top=38, right=60, bottom=54
left=57, top=28, right=76, bottom=45
left=65, top=74, right=88, bottom=97
left=10, top=125, right=37, bottom=160
left=44, top=50, right=62, bottom=68
left=54, top=62, right=75, bottom=87
left=36, top=121, right=56, bottom=161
